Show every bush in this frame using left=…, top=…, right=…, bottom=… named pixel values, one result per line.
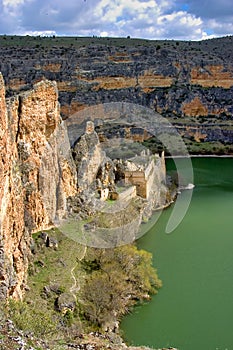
left=80, top=245, right=162, bottom=328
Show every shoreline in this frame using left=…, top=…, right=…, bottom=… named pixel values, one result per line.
left=165, top=154, right=233, bottom=159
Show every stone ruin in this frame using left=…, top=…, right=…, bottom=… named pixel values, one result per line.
left=72, top=121, right=166, bottom=204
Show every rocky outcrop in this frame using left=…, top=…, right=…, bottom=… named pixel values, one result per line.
left=68, top=121, right=169, bottom=248
left=0, top=74, right=77, bottom=300
left=190, top=65, right=233, bottom=88
left=182, top=96, right=208, bottom=117
left=72, top=121, right=106, bottom=192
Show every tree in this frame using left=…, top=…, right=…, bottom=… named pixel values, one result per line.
left=80, top=244, right=162, bottom=328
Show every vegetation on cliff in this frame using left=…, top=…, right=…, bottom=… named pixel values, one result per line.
left=0, top=228, right=161, bottom=349
left=143, top=135, right=233, bottom=156
left=80, top=245, right=161, bottom=328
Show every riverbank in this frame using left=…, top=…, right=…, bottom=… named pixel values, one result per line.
left=166, top=154, right=233, bottom=158
left=143, top=135, right=233, bottom=157
left=0, top=315, right=157, bottom=350
left=0, top=314, right=178, bottom=350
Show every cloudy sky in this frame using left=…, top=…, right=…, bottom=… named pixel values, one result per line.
left=0, top=0, right=233, bottom=40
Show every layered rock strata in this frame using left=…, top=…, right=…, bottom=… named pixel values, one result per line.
left=0, top=36, right=232, bottom=140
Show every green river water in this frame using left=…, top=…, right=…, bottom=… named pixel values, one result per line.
left=121, top=157, right=233, bottom=350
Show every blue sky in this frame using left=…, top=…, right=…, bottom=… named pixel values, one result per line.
left=0, top=0, right=232, bottom=40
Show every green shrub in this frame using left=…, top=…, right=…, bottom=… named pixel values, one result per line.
left=80, top=245, right=162, bottom=328
left=7, top=300, right=56, bottom=337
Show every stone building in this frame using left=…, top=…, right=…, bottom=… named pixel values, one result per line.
left=124, top=151, right=165, bottom=200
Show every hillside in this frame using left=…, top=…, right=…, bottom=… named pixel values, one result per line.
left=0, top=35, right=233, bottom=154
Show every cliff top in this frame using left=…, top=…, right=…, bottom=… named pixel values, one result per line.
left=0, top=33, right=232, bottom=47
left=0, top=35, right=233, bottom=60
left=0, top=34, right=232, bottom=63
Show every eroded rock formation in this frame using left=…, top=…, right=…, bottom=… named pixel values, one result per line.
left=69, top=121, right=168, bottom=249
left=72, top=121, right=106, bottom=192
left=0, top=74, right=77, bottom=300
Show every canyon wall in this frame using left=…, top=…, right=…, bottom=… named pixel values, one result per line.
left=0, top=74, right=77, bottom=300
left=0, top=36, right=232, bottom=146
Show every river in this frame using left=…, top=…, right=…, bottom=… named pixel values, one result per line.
left=121, top=157, right=233, bottom=350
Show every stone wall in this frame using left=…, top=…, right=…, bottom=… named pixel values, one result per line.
left=124, top=154, right=165, bottom=200
left=125, top=171, right=147, bottom=198
left=117, top=186, right=137, bottom=202
left=0, top=74, right=77, bottom=300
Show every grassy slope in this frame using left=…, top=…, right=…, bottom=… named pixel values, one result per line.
left=3, top=227, right=161, bottom=349
left=0, top=34, right=232, bottom=52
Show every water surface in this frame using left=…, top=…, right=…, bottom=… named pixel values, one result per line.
left=121, top=157, right=233, bottom=350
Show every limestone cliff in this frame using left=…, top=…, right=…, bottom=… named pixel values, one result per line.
left=72, top=121, right=106, bottom=192
left=0, top=36, right=232, bottom=148
left=0, top=74, right=77, bottom=300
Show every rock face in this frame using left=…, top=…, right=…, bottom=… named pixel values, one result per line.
left=72, top=121, right=106, bottom=192
left=0, top=74, right=77, bottom=300
left=0, top=36, right=232, bottom=146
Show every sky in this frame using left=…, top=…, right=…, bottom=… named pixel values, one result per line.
left=0, top=0, right=233, bottom=41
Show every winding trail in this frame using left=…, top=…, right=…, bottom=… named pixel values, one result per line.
left=70, top=245, right=87, bottom=300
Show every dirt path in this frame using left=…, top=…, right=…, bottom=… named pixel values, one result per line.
left=70, top=245, right=87, bottom=300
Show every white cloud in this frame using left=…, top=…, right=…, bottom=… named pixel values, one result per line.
left=100, top=31, right=109, bottom=37
left=0, top=0, right=232, bottom=40
left=206, top=18, right=233, bottom=35
left=23, top=30, right=57, bottom=36
left=158, top=10, right=202, bottom=27
left=3, top=0, right=25, bottom=6
left=91, top=1, right=212, bottom=40
left=94, top=0, right=160, bottom=23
